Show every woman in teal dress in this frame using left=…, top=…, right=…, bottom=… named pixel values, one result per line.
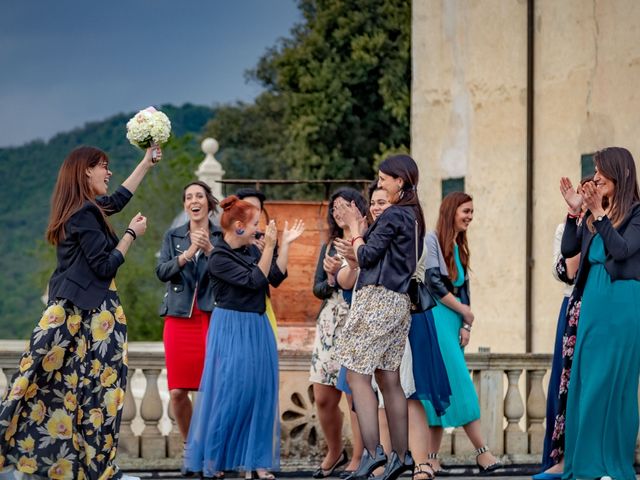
left=422, top=192, right=502, bottom=475
left=559, top=147, right=640, bottom=480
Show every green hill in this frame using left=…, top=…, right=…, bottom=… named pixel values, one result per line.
left=0, top=103, right=214, bottom=339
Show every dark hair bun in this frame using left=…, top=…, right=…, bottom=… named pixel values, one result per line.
left=220, top=195, right=239, bottom=211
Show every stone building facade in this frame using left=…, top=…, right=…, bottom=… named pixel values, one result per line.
left=412, top=0, right=640, bottom=353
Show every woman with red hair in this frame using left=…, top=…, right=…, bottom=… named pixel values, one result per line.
left=183, top=195, right=304, bottom=480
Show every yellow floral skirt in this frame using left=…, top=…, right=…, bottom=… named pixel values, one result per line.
left=0, top=287, right=128, bottom=479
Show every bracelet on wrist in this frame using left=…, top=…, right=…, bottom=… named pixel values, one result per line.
left=125, top=228, right=137, bottom=240
left=567, top=211, right=580, bottom=219
left=351, top=235, right=363, bottom=246
left=461, top=323, right=472, bottom=332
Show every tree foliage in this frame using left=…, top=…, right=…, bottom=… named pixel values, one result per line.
left=204, top=0, right=411, bottom=198
left=251, top=0, right=411, bottom=180
left=0, top=104, right=213, bottom=339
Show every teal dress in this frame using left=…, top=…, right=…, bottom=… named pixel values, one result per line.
left=563, top=235, right=640, bottom=480
left=424, top=244, right=480, bottom=427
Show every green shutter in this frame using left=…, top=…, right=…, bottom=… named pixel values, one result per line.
left=581, top=153, right=595, bottom=180
left=441, top=177, right=465, bottom=199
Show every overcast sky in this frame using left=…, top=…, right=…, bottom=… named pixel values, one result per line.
left=0, top=0, right=300, bottom=147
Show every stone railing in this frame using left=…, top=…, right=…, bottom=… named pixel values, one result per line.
left=2, top=342, right=636, bottom=469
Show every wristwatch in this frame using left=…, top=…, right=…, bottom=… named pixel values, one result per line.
left=595, top=214, right=605, bottom=222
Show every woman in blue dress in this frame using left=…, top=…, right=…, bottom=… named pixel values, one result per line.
left=558, top=147, right=640, bottom=480
left=422, top=192, right=501, bottom=475
left=183, top=195, right=304, bottom=480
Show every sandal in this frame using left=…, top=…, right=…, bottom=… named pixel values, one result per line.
left=252, top=471, right=277, bottom=480
left=425, top=453, right=448, bottom=477
left=413, top=463, right=435, bottom=480
left=475, top=446, right=502, bottom=475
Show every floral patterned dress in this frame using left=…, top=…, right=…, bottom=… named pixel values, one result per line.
left=0, top=280, right=128, bottom=479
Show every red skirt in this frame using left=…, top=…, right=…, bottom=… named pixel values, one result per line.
left=163, top=302, right=210, bottom=390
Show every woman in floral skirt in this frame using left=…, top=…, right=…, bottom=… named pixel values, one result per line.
left=0, top=145, right=160, bottom=479
left=309, top=188, right=368, bottom=478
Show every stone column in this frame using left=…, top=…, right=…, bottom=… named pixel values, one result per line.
left=119, top=369, right=139, bottom=457
left=140, top=368, right=166, bottom=459
left=527, top=369, right=547, bottom=454
left=504, top=369, right=527, bottom=454
left=196, top=138, right=225, bottom=200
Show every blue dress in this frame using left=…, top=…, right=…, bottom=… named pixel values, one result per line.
left=562, top=235, right=640, bottom=480
left=424, top=245, right=480, bottom=427
left=184, top=308, right=280, bottom=474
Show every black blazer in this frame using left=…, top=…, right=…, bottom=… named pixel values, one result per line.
left=561, top=203, right=640, bottom=297
left=48, top=186, right=132, bottom=310
left=156, top=220, right=222, bottom=317
left=356, top=205, right=422, bottom=293
left=208, top=239, right=287, bottom=313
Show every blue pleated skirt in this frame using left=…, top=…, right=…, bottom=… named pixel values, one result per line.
left=184, top=308, right=280, bottom=475
left=408, top=310, right=452, bottom=415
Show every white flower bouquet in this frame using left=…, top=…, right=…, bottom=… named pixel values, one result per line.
left=125, top=106, right=171, bottom=153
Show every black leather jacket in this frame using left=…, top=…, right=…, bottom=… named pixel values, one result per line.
left=356, top=205, right=422, bottom=294
left=562, top=203, right=640, bottom=297
left=156, top=220, right=222, bottom=317
left=48, top=186, right=132, bottom=310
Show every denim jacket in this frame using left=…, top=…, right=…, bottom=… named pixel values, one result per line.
left=156, top=220, right=222, bottom=317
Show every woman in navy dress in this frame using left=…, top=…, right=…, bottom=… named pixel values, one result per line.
left=183, top=195, right=304, bottom=480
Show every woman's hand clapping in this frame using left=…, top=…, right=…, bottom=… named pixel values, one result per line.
left=191, top=227, right=214, bottom=255
left=581, top=181, right=606, bottom=218
left=559, top=177, right=583, bottom=214
left=282, top=219, right=305, bottom=245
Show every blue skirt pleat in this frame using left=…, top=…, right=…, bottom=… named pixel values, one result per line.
left=408, top=310, right=452, bottom=415
left=184, top=308, right=280, bottom=475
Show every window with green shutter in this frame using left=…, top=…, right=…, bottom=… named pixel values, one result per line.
left=441, top=177, right=465, bottom=199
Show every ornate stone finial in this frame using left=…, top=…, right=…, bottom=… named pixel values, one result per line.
left=196, top=137, right=225, bottom=200
left=201, top=137, right=219, bottom=155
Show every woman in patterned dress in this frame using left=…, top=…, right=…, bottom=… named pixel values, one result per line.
left=309, top=188, right=368, bottom=478
left=0, top=145, right=160, bottom=479
left=333, top=154, right=425, bottom=480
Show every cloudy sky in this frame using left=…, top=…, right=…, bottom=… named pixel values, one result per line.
left=0, top=0, right=300, bottom=147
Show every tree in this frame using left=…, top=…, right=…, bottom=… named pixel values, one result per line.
left=251, top=0, right=411, bottom=181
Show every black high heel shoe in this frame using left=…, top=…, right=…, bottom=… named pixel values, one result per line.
left=380, top=450, right=414, bottom=480
left=313, top=449, right=349, bottom=478
left=346, top=445, right=387, bottom=480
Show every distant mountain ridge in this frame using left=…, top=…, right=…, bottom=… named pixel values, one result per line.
left=0, top=103, right=214, bottom=338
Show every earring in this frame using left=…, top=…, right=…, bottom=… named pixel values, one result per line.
left=235, top=228, right=245, bottom=235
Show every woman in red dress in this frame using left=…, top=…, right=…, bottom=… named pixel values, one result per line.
left=156, top=181, right=220, bottom=441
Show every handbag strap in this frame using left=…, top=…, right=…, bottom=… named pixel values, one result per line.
left=413, top=220, right=419, bottom=280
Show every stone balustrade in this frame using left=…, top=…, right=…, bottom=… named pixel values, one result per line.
left=0, top=341, right=635, bottom=470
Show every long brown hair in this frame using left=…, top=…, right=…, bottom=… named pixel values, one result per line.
left=46, top=146, right=113, bottom=245
left=586, top=147, right=640, bottom=232
left=436, top=192, right=473, bottom=282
